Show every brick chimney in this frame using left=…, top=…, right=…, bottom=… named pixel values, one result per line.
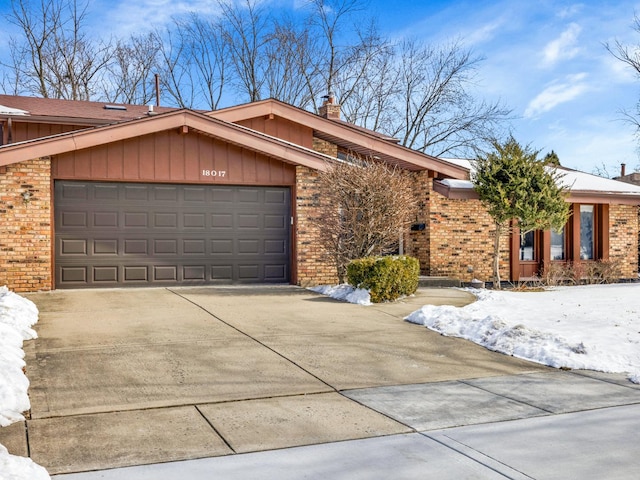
left=318, top=92, right=341, bottom=120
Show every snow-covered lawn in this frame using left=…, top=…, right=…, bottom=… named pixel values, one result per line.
left=315, top=283, right=640, bottom=384
left=0, top=286, right=50, bottom=480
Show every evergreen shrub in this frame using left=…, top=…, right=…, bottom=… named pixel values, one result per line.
left=347, top=256, right=420, bottom=303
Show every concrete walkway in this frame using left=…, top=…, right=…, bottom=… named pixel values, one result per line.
left=1, top=286, right=639, bottom=478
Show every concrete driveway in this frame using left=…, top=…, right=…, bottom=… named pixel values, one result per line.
left=1, top=286, right=549, bottom=475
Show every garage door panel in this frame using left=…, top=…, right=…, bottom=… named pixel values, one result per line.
left=124, top=239, right=148, bottom=255
left=265, top=264, right=287, bottom=281
left=61, top=211, right=88, bottom=228
left=183, top=239, right=205, bottom=255
left=154, top=186, right=178, bottom=201
left=124, top=185, right=148, bottom=201
left=55, top=182, right=290, bottom=288
left=237, top=188, right=260, bottom=203
left=94, top=184, right=118, bottom=200
left=94, top=266, right=118, bottom=282
left=154, top=266, right=177, bottom=281
left=94, top=239, right=118, bottom=255
left=124, top=212, right=148, bottom=228
left=154, top=213, right=178, bottom=228
left=94, top=212, right=118, bottom=227
left=211, top=214, right=233, bottom=228
left=124, top=266, right=148, bottom=281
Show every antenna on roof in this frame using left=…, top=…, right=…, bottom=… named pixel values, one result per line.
left=155, top=73, right=160, bottom=107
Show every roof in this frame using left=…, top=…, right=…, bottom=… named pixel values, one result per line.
left=0, top=96, right=470, bottom=179
left=0, top=109, right=336, bottom=171
left=210, top=99, right=469, bottom=179
left=434, top=159, right=640, bottom=205
left=0, top=95, right=178, bottom=125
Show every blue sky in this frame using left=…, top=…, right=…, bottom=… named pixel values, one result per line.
left=1, top=0, right=640, bottom=174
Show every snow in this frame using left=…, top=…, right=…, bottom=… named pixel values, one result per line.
left=309, top=284, right=372, bottom=305
left=0, top=286, right=50, bottom=480
left=405, top=284, right=640, bottom=383
left=438, top=157, right=640, bottom=196
left=315, top=283, right=640, bottom=383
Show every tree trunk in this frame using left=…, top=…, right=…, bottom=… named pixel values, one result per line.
left=493, top=221, right=502, bottom=289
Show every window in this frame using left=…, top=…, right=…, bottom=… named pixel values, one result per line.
left=551, top=227, right=565, bottom=260
left=580, top=205, right=594, bottom=260
left=520, top=230, right=535, bottom=261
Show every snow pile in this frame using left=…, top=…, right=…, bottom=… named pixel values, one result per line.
left=0, top=444, right=50, bottom=480
left=0, top=286, right=50, bottom=480
left=406, top=284, right=640, bottom=383
left=309, top=284, right=372, bottom=305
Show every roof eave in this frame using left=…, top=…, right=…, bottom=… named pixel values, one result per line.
left=0, top=110, right=333, bottom=171
left=210, top=99, right=470, bottom=179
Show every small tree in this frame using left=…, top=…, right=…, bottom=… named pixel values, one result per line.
left=473, top=136, right=570, bottom=288
left=316, top=157, right=417, bottom=282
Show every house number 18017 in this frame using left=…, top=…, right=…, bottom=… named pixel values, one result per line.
left=202, top=170, right=227, bottom=177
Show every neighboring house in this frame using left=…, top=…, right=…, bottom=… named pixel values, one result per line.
left=1, top=94, right=639, bottom=292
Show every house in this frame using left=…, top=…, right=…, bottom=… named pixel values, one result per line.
left=433, top=159, right=640, bottom=282
left=1, top=94, right=639, bottom=292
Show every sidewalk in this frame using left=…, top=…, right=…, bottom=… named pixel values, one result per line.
left=54, top=370, right=640, bottom=479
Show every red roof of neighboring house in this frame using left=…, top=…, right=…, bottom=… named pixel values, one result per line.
left=0, top=95, right=178, bottom=125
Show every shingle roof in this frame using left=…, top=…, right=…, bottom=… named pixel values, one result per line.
left=0, top=95, right=178, bottom=124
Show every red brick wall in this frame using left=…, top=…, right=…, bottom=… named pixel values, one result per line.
left=428, top=180, right=510, bottom=283
left=610, top=204, right=638, bottom=278
left=294, top=166, right=339, bottom=286
left=405, top=171, right=431, bottom=273
left=0, top=158, right=52, bottom=292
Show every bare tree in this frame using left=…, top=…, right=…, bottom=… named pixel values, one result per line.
left=217, top=0, right=271, bottom=102
left=605, top=15, right=640, bottom=141
left=102, top=33, right=160, bottom=105
left=155, top=24, right=196, bottom=108
left=263, top=19, right=320, bottom=108
left=5, top=0, right=112, bottom=100
left=307, top=0, right=365, bottom=99
left=180, top=13, right=228, bottom=110
left=389, top=39, right=510, bottom=157
left=316, top=157, right=417, bottom=282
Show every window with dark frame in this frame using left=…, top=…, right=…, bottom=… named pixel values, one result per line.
left=520, top=230, right=536, bottom=261
left=580, top=205, right=595, bottom=260
left=551, top=227, right=565, bottom=261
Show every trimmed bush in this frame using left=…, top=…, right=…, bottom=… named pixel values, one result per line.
left=347, top=256, right=420, bottom=303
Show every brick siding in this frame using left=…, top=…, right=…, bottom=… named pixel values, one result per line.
left=609, top=204, right=639, bottom=278
left=0, top=158, right=52, bottom=292
left=294, top=166, right=339, bottom=286
left=427, top=179, right=510, bottom=282
left=1, top=154, right=638, bottom=292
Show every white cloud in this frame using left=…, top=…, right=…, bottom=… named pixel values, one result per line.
left=101, top=0, right=222, bottom=37
left=524, top=73, right=590, bottom=118
left=464, top=18, right=506, bottom=46
left=556, top=4, right=584, bottom=20
left=542, top=23, right=582, bottom=66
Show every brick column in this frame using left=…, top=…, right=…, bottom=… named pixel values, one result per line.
left=0, top=157, right=52, bottom=292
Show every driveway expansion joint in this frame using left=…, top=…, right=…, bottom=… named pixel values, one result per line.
left=168, top=288, right=340, bottom=394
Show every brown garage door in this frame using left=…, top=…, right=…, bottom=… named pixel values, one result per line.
left=54, top=181, right=291, bottom=288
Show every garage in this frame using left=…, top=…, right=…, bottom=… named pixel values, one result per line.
left=54, top=181, right=291, bottom=288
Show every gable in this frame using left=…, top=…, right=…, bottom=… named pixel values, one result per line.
left=53, top=128, right=296, bottom=185
left=0, top=109, right=333, bottom=172
left=210, top=99, right=470, bottom=179
left=235, top=115, right=314, bottom=150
